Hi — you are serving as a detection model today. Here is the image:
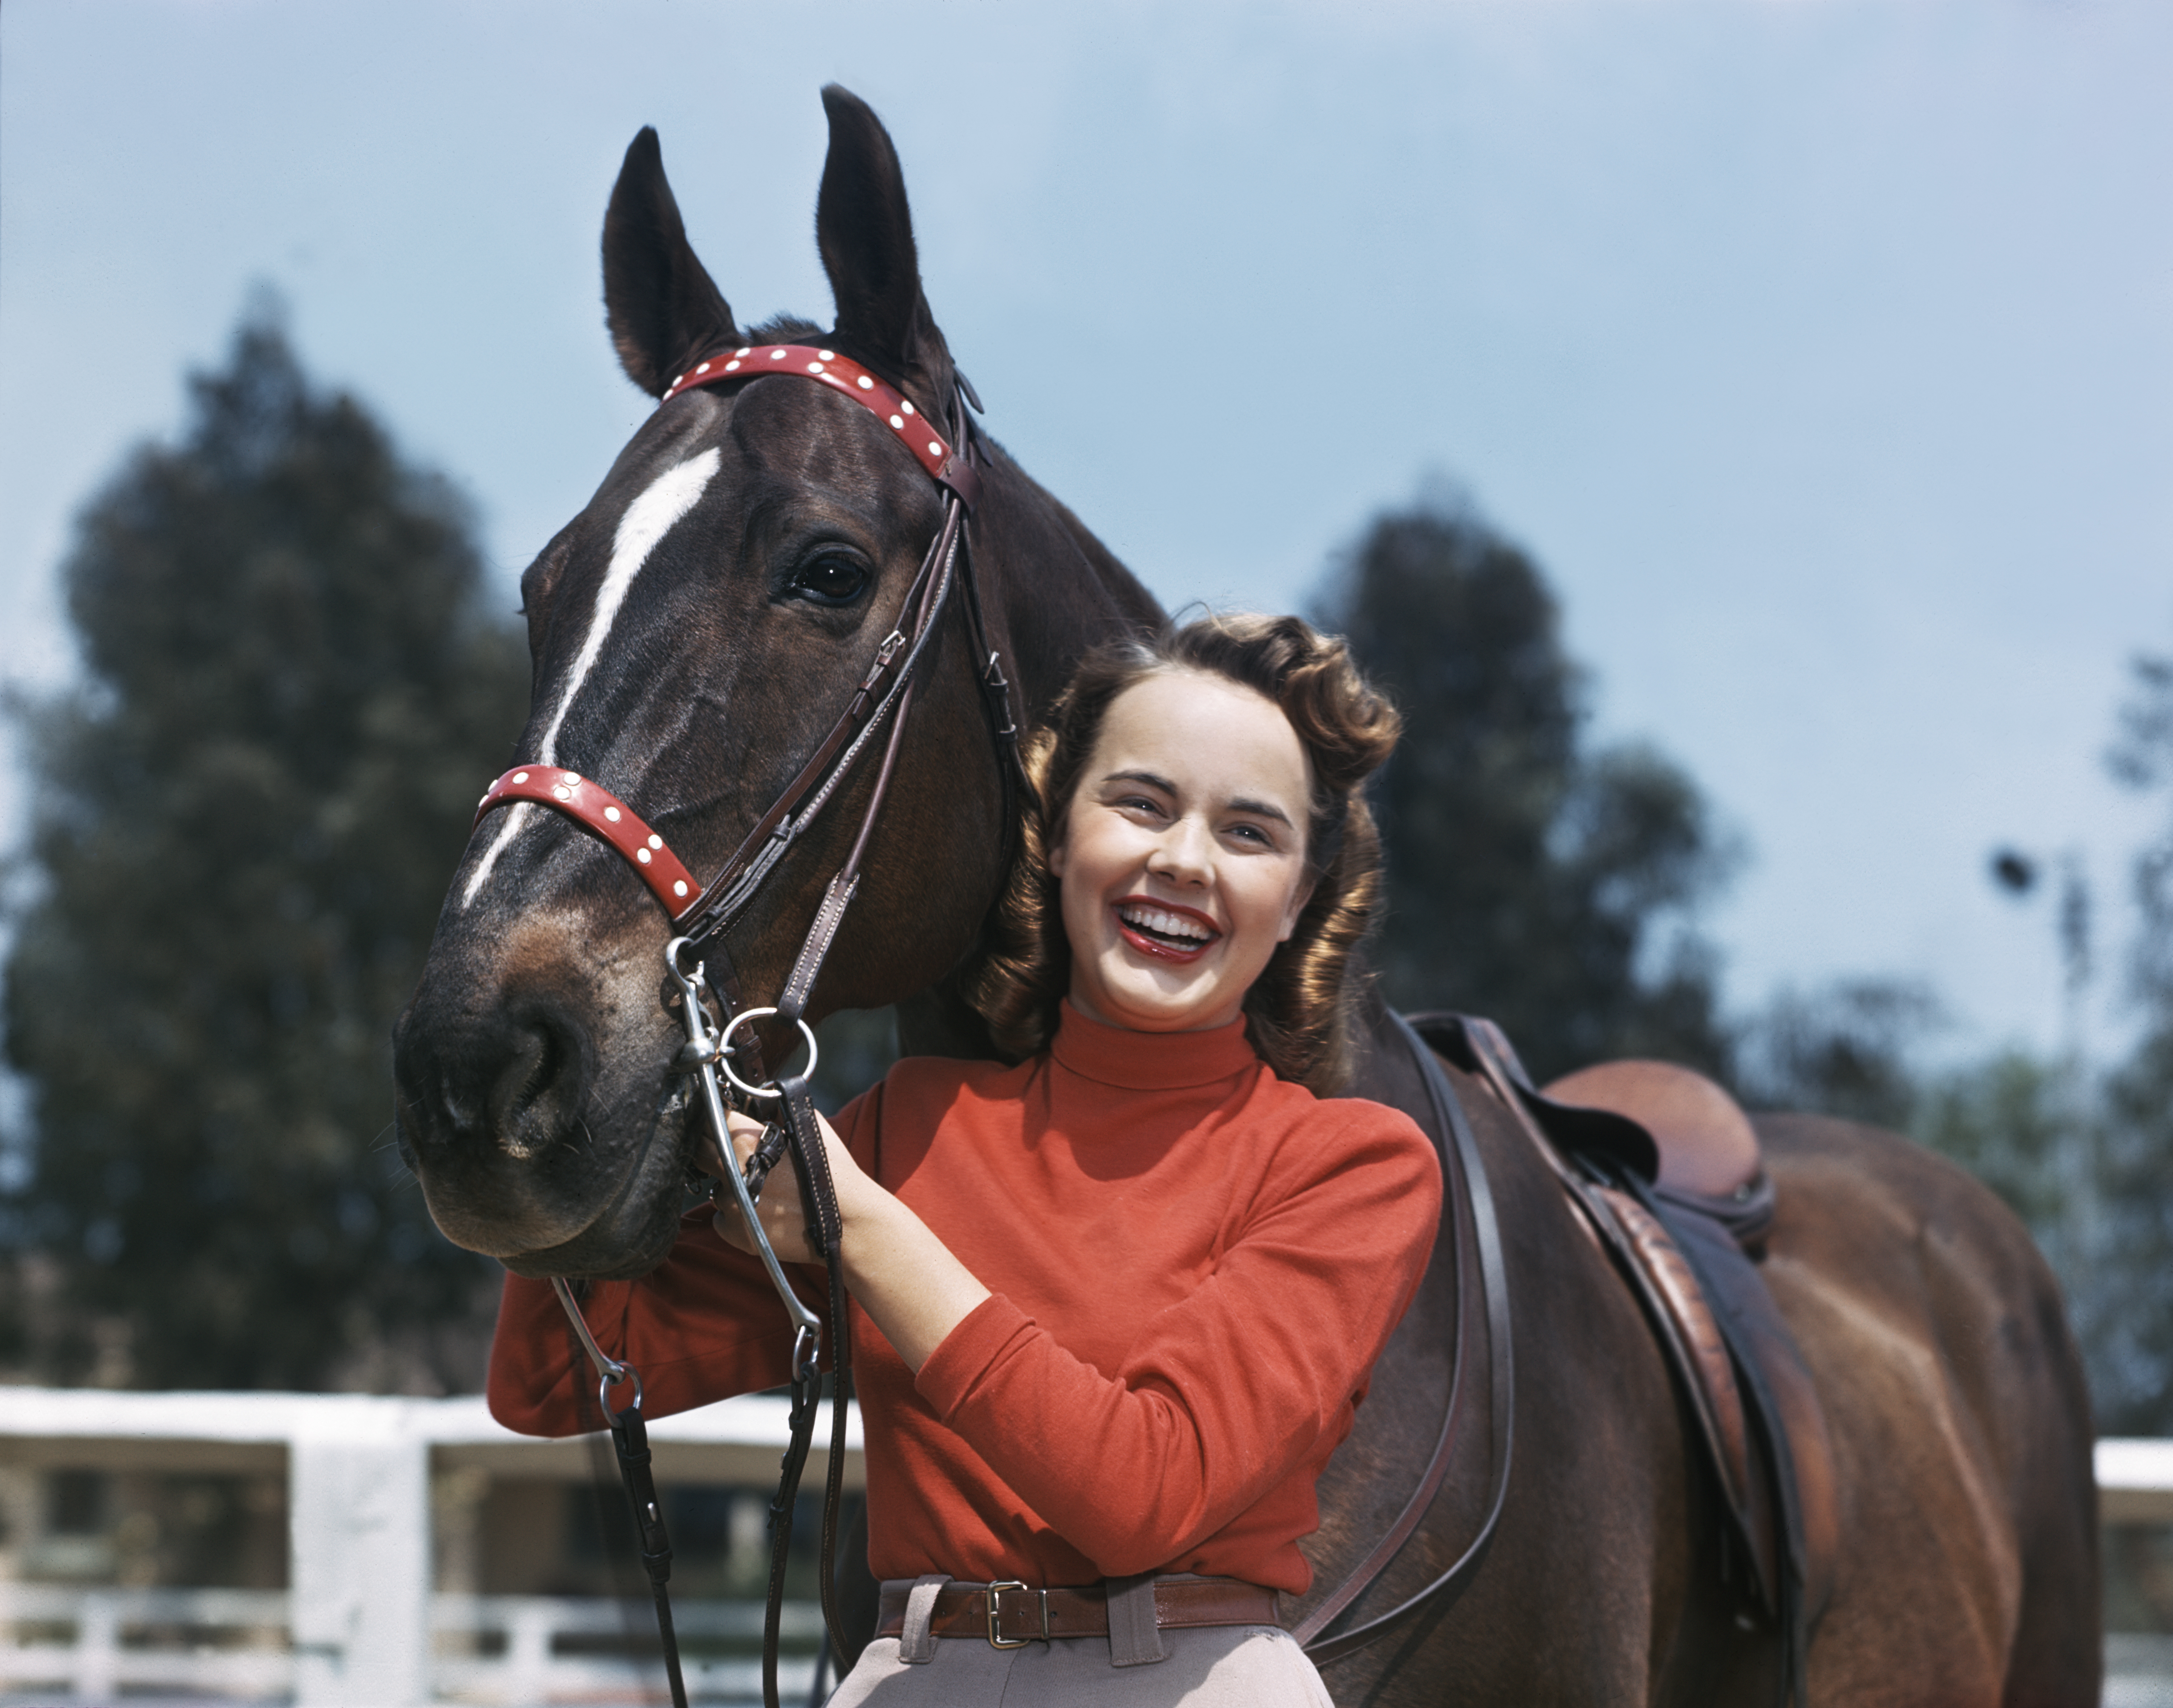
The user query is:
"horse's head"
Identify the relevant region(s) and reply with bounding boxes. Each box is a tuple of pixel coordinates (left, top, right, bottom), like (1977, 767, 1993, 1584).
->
(392, 90, 1150, 1278)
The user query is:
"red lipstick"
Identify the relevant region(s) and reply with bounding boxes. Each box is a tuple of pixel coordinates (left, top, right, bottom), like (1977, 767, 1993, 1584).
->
(1111, 895, 1221, 964)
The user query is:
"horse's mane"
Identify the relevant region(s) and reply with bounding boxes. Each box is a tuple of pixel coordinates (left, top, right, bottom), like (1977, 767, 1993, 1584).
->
(744, 314, 823, 343)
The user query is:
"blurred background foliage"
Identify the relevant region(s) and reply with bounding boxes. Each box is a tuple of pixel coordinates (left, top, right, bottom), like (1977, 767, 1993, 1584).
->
(0, 304, 2165, 1433)
(0, 306, 526, 1391)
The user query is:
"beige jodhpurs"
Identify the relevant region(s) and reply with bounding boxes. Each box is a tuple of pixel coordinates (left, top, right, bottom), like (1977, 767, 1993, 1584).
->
(828, 1577, 1334, 1707)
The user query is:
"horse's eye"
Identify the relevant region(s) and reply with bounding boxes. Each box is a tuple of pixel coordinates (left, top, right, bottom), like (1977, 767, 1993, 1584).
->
(788, 553, 870, 607)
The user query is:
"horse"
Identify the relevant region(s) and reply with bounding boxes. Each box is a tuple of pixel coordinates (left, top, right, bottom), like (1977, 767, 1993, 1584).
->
(391, 87, 2101, 1706)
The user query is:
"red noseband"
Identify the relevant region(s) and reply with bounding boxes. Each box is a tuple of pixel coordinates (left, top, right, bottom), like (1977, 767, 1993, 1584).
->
(475, 766, 702, 918)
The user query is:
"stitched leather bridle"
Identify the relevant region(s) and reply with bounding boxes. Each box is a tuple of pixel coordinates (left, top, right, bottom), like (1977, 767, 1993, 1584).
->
(473, 341, 1016, 1708)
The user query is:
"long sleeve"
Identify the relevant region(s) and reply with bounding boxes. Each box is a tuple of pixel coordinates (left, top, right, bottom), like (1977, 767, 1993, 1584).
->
(487, 1011, 1444, 1597)
(910, 1102, 1439, 1575)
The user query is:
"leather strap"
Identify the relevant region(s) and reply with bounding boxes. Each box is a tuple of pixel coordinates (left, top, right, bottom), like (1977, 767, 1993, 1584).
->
(473, 768, 701, 917)
(660, 343, 980, 505)
(604, 1396, 689, 1708)
(1292, 1008, 1478, 1647)
(775, 1073, 854, 1668)
(760, 1344, 820, 1708)
(776, 874, 859, 1025)
(874, 1578, 1283, 1644)
(1297, 1010, 1515, 1665)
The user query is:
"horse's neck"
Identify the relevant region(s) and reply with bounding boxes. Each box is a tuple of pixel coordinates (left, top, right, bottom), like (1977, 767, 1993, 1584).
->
(894, 979, 1000, 1060)
(888, 454, 1159, 1065)
(978, 449, 1163, 712)
(1348, 985, 1436, 1130)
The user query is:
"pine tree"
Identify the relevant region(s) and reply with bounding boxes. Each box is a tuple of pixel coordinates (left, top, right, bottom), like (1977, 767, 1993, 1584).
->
(1314, 497, 1735, 1082)
(1, 304, 528, 1391)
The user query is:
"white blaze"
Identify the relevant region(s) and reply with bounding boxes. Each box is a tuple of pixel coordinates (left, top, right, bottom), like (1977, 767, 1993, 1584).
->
(459, 448, 722, 908)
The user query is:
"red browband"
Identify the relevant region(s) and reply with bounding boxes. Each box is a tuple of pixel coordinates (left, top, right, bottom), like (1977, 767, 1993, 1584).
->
(662, 343, 965, 490)
(473, 341, 974, 925)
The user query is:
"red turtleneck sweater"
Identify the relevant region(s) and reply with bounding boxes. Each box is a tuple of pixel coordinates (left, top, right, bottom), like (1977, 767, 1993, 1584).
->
(486, 1005, 1441, 1595)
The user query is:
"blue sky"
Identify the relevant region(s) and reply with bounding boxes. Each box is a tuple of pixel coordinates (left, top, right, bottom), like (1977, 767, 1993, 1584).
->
(3, 0, 2169, 1059)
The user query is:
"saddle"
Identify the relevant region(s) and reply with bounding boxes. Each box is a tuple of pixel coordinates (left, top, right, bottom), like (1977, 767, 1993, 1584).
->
(1408, 1014, 1839, 1696)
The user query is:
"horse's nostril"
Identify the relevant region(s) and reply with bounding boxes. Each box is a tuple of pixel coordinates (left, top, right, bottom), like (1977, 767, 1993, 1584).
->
(490, 1012, 587, 1163)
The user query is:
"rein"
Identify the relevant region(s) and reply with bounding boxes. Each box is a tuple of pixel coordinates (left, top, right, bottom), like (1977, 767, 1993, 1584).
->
(474, 343, 1014, 1708)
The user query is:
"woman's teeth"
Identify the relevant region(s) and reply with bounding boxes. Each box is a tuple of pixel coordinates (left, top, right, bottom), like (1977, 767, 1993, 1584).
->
(1119, 903, 1214, 943)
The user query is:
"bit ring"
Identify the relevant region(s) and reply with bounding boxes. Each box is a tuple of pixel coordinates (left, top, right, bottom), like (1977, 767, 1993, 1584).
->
(717, 1007, 820, 1100)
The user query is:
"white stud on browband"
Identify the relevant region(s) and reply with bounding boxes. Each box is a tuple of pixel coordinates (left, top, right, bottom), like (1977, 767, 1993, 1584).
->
(648, 834, 663, 850)
(553, 785, 571, 800)
(769, 348, 787, 360)
(604, 806, 621, 823)
(513, 771, 530, 784)
(901, 400, 916, 416)
(637, 848, 652, 865)
(857, 375, 873, 389)
(673, 880, 689, 897)
(735, 346, 751, 357)
(725, 360, 741, 372)
(807, 362, 824, 373)
(889, 414, 904, 429)
(928, 441, 943, 457)
(820, 350, 836, 361)
(695, 362, 710, 375)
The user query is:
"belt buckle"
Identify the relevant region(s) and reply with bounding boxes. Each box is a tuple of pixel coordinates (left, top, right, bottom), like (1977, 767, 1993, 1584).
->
(986, 1580, 1047, 1648)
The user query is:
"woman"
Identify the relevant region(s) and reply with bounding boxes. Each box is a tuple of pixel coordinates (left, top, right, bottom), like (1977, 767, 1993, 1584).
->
(488, 613, 1443, 1705)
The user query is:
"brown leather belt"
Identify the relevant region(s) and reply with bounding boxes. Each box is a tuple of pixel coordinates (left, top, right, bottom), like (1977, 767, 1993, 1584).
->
(875, 1577, 1283, 1647)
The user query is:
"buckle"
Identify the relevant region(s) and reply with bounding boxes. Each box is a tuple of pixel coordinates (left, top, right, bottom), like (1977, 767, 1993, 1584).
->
(986, 1580, 1047, 1648)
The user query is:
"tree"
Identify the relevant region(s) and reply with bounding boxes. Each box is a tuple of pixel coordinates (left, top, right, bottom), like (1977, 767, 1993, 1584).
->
(1732, 977, 1943, 1130)
(1313, 496, 1735, 1082)
(0, 303, 529, 1391)
(2078, 650, 2173, 1432)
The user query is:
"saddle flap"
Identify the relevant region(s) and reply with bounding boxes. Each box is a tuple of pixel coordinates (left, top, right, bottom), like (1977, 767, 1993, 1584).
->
(1589, 1183, 1774, 1601)
(1415, 1011, 1837, 1696)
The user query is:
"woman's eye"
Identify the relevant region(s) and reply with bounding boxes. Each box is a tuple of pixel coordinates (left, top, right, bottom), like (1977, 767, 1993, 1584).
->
(787, 554, 870, 606)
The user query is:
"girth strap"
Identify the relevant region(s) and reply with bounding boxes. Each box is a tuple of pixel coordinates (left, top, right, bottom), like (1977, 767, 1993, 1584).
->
(1296, 1010, 1515, 1665)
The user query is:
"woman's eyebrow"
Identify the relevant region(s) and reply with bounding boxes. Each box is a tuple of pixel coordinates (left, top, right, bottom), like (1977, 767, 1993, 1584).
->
(1228, 795, 1294, 827)
(1102, 768, 1177, 794)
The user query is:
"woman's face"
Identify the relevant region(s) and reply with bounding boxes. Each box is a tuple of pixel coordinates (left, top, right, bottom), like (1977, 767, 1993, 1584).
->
(1049, 669, 1316, 1035)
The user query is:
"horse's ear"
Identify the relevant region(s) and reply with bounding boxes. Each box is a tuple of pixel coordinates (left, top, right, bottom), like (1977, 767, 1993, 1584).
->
(603, 128, 740, 398)
(816, 87, 951, 399)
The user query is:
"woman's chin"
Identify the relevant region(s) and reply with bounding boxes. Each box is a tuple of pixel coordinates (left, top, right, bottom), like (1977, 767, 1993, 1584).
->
(1078, 969, 1241, 1034)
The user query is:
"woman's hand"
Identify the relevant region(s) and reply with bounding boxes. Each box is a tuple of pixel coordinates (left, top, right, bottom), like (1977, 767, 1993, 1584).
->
(699, 1105, 993, 1373)
(703, 1107, 867, 1266)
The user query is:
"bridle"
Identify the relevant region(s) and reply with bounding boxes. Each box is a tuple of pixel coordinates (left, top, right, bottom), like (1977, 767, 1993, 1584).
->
(468, 342, 1517, 1703)
(471, 340, 1017, 1708)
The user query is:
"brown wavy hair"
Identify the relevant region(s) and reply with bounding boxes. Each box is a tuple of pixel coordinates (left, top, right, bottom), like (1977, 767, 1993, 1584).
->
(965, 612, 1401, 1094)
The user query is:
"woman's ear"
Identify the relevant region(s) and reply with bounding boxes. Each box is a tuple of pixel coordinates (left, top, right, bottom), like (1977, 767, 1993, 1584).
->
(1047, 833, 1067, 880)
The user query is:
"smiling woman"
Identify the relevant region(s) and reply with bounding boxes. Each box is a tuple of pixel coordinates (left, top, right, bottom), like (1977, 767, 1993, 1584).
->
(486, 612, 1439, 1706)
(974, 613, 1403, 1093)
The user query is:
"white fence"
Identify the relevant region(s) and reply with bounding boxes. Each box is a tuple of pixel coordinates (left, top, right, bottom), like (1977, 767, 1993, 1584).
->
(0, 1386, 862, 1705)
(0, 1388, 2163, 1705)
